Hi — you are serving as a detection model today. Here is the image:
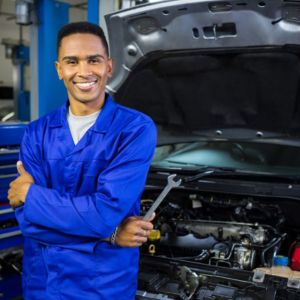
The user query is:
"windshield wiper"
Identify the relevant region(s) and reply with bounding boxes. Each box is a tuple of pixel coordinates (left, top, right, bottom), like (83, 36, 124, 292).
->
(183, 166, 233, 183)
(182, 166, 299, 183)
(151, 163, 300, 183)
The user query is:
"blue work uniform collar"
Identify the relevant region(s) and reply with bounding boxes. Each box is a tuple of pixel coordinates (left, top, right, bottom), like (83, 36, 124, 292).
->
(48, 94, 117, 133)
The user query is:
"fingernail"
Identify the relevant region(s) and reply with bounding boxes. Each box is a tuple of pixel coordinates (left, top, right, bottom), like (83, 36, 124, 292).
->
(17, 161, 22, 166)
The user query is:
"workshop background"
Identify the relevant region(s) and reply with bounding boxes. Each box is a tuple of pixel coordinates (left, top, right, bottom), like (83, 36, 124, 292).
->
(0, 1, 156, 299)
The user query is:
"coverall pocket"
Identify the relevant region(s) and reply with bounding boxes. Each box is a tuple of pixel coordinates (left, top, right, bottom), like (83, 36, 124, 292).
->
(45, 246, 103, 298)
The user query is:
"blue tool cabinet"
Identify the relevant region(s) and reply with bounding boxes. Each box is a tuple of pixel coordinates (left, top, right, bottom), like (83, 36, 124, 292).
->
(0, 123, 26, 300)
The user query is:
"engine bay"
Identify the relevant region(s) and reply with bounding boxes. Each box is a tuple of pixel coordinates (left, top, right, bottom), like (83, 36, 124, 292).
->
(140, 189, 290, 270)
(138, 187, 300, 299)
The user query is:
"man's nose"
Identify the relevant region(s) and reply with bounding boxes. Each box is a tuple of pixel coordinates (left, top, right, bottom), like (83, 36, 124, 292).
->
(78, 61, 92, 76)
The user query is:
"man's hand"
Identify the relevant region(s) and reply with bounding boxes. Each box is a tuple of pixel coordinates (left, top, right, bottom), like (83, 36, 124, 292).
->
(8, 161, 34, 208)
(115, 213, 155, 247)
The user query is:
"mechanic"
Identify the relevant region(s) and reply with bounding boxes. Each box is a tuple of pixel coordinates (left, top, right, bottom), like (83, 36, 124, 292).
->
(7, 21, 157, 299)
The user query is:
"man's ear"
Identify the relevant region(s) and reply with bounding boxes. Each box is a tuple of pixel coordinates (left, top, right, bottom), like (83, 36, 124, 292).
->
(55, 61, 63, 80)
(108, 58, 114, 78)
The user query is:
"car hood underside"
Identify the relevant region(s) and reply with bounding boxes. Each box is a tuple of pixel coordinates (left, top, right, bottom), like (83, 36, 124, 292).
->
(106, 0, 300, 137)
(114, 50, 300, 136)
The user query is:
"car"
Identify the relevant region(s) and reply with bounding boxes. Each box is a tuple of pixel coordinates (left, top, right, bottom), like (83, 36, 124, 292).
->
(105, 0, 300, 298)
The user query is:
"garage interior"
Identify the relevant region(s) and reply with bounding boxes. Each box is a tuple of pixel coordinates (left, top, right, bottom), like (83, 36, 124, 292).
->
(1, 1, 300, 299)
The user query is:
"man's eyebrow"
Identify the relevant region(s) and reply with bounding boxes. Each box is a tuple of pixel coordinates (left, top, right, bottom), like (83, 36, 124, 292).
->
(62, 56, 78, 61)
(87, 54, 105, 60)
(61, 54, 105, 61)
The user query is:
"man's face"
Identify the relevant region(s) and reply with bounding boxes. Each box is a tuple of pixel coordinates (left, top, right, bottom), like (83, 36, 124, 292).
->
(55, 33, 113, 110)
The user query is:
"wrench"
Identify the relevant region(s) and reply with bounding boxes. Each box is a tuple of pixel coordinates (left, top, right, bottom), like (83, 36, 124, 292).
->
(143, 174, 182, 220)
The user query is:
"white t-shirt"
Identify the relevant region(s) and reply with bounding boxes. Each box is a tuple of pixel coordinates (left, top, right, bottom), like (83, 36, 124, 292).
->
(67, 107, 100, 145)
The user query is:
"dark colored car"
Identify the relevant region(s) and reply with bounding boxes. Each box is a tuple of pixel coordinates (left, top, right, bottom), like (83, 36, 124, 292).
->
(106, 1, 300, 298)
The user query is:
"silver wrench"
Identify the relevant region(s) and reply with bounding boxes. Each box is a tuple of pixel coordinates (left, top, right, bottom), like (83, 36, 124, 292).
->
(143, 174, 182, 220)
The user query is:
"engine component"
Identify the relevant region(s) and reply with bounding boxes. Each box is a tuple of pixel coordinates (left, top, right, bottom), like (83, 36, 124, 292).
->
(196, 285, 237, 300)
(149, 229, 161, 242)
(176, 220, 268, 244)
(289, 241, 300, 271)
(177, 266, 199, 300)
(147, 230, 161, 256)
(160, 233, 218, 251)
(209, 240, 255, 270)
(233, 245, 256, 270)
(148, 244, 156, 255)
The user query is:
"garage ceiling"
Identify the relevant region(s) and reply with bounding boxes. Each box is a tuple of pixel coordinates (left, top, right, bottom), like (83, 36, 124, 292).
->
(0, 0, 87, 24)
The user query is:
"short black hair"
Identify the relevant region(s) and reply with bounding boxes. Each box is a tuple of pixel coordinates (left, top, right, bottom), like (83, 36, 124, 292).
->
(57, 21, 109, 56)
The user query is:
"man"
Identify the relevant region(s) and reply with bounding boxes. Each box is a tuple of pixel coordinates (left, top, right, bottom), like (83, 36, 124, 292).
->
(8, 22, 157, 299)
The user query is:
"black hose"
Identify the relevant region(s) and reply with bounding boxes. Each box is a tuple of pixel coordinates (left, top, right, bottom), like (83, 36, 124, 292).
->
(260, 237, 282, 267)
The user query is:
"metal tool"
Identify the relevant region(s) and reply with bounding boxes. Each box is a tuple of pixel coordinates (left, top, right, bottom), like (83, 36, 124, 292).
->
(143, 174, 182, 220)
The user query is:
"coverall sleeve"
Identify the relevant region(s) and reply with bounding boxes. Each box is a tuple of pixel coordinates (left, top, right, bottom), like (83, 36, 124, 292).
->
(15, 127, 101, 251)
(22, 121, 157, 240)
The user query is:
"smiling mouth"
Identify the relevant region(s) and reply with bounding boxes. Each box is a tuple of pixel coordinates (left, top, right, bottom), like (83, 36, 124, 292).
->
(74, 81, 97, 90)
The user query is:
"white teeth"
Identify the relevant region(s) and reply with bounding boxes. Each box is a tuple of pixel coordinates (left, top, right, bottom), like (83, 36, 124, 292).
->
(76, 82, 96, 88)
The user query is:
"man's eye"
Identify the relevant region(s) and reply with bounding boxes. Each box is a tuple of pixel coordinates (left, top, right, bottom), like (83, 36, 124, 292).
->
(89, 58, 101, 64)
(67, 60, 77, 65)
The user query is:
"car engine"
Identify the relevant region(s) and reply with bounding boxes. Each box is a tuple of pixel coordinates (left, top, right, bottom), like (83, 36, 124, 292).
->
(140, 190, 286, 271)
(138, 188, 300, 299)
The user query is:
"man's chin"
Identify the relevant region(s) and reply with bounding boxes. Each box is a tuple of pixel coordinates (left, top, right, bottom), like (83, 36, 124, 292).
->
(70, 96, 104, 106)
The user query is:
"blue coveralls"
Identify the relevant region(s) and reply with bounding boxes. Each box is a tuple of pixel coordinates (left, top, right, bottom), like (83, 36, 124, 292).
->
(15, 95, 157, 299)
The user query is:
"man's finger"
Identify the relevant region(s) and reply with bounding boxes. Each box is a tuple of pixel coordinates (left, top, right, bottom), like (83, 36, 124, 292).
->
(16, 161, 26, 175)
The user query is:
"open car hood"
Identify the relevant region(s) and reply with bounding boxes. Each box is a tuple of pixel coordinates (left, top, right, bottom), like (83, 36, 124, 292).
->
(105, 0, 300, 137)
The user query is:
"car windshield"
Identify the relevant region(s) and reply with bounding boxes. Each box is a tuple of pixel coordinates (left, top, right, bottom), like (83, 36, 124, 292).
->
(151, 140, 300, 176)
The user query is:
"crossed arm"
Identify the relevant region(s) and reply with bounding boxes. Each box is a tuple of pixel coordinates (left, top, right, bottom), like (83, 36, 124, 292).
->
(8, 120, 157, 249)
(8, 161, 155, 247)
